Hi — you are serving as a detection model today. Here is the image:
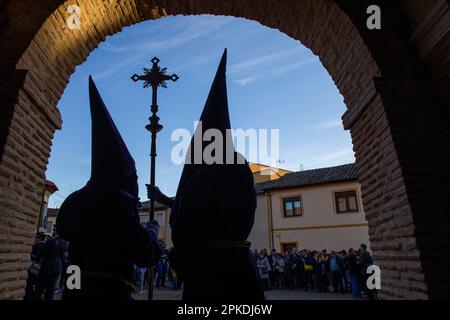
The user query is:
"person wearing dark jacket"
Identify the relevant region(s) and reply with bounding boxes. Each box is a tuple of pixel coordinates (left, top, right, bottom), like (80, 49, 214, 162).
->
(53, 229, 69, 291)
(315, 254, 328, 292)
(359, 244, 375, 300)
(56, 77, 161, 300)
(24, 233, 46, 300)
(296, 251, 305, 290)
(303, 251, 315, 291)
(34, 234, 64, 300)
(288, 248, 300, 290)
(348, 248, 361, 298)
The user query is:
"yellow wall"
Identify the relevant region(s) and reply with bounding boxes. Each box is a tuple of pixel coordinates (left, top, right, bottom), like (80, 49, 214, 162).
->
(248, 181, 370, 252)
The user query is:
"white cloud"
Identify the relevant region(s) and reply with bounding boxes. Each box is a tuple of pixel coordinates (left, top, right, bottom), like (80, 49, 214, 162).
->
(102, 18, 229, 53)
(232, 57, 318, 86)
(94, 18, 230, 80)
(229, 48, 304, 74)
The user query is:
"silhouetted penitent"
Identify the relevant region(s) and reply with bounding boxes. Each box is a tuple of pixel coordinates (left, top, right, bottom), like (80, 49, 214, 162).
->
(154, 49, 265, 301)
(56, 77, 160, 300)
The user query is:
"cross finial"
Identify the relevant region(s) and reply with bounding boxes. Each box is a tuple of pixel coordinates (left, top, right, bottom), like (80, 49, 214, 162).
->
(131, 56, 178, 89)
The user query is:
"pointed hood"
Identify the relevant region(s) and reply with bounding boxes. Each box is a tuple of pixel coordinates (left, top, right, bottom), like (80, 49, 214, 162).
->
(56, 77, 140, 241)
(170, 50, 256, 249)
(198, 48, 231, 136)
(170, 49, 231, 226)
(88, 76, 138, 197)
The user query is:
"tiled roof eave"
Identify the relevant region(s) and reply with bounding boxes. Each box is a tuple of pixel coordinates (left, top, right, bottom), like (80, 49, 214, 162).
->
(257, 178, 359, 193)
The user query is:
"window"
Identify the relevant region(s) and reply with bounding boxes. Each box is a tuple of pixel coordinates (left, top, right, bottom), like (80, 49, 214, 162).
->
(334, 190, 359, 214)
(282, 197, 303, 217)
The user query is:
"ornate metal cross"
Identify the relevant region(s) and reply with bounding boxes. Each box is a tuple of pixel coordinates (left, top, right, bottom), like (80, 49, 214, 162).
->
(131, 57, 178, 301)
(131, 56, 178, 222)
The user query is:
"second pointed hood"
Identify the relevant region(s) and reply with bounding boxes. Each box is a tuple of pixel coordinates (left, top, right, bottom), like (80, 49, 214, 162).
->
(89, 76, 138, 197)
(170, 50, 256, 244)
(170, 49, 231, 226)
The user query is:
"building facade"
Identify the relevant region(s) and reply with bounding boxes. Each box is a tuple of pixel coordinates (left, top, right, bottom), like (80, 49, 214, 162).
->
(36, 180, 58, 235)
(249, 163, 370, 253)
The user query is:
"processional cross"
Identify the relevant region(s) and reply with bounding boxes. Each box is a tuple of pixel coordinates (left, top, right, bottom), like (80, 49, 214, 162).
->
(131, 57, 178, 300)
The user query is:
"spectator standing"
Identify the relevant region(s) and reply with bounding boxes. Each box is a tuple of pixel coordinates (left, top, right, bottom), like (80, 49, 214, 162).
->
(348, 248, 361, 298)
(315, 254, 328, 292)
(53, 229, 69, 293)
(156, 256, 168, 289)
(257, 252, 271, 291)
(359, 244, 375, 300)
(34, 234, 64, 300)
(288, 248, 300, 289)
(275, 253, 285, 289)
(24, 233, 46, 300)
(328, 251, 345, 294)
(303, 251, 315, 291)
(269, 249, 277, 289)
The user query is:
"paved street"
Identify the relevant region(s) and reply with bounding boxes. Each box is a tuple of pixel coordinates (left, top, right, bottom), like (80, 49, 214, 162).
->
(134, 288, 356, 300)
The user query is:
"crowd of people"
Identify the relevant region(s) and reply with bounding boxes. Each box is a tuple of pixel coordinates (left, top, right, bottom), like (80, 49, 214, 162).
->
(24, 231, 69, 301)
(132, 248, 182, 294)
(24, 228, 176, 300)
(253, 244, 377, 300)
(24, 229, 376, 300)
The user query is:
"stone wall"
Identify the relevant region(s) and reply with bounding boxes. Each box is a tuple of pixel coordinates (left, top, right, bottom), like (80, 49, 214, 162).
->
(0, 0, 449, 299)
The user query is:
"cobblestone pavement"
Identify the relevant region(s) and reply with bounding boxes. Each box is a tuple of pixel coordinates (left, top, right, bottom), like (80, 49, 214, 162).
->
(134, 288, 357, 300)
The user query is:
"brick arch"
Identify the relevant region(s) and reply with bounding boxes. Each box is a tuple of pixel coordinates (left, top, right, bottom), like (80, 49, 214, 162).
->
(1, 0, 449, 300)
(15, 0, 381, 128)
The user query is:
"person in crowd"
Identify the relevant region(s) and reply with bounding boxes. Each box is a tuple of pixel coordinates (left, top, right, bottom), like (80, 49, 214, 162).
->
(34, 233, 64, 300)
(275, 253, 285, 289)
(283, 252, 291, 289)
(359, 243, 375, 300)
(328, 251, 345, 294)
(348, 248, 361, 298)
(341, 250, 351, 293)
(269, 249, 277, 289)
(303, 250, 315, 291)
(296, 250, 305, 290)
(156, 256, 168, 289)
(315, 254, 328, 292)
(24, 233, 46, 300)
(288, 248, 300, 290)
(257, 252, 271, 291)
(135, 266, 147, 294)
(53, 228, 69, 293)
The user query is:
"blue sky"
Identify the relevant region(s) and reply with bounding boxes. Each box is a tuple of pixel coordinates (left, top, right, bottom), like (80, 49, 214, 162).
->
(46, 15, 355, 208)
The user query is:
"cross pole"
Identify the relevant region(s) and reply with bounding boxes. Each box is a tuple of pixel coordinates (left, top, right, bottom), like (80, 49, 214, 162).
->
(131, 56, 178, 300)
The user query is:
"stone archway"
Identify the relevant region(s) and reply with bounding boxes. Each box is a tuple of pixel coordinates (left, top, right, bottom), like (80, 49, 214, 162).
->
(0, 0, 449, 300)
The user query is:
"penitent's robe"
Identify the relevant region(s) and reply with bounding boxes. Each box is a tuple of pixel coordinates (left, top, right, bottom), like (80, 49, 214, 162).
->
(56, 183, 160, 300)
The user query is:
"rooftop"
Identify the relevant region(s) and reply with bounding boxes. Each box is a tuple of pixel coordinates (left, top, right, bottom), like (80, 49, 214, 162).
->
(255, 163, 358, 193)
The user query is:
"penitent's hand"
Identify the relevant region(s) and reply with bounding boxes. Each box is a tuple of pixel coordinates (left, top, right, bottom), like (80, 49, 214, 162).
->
(146, 184, 162, 202)
(148, 220, 160, 236)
